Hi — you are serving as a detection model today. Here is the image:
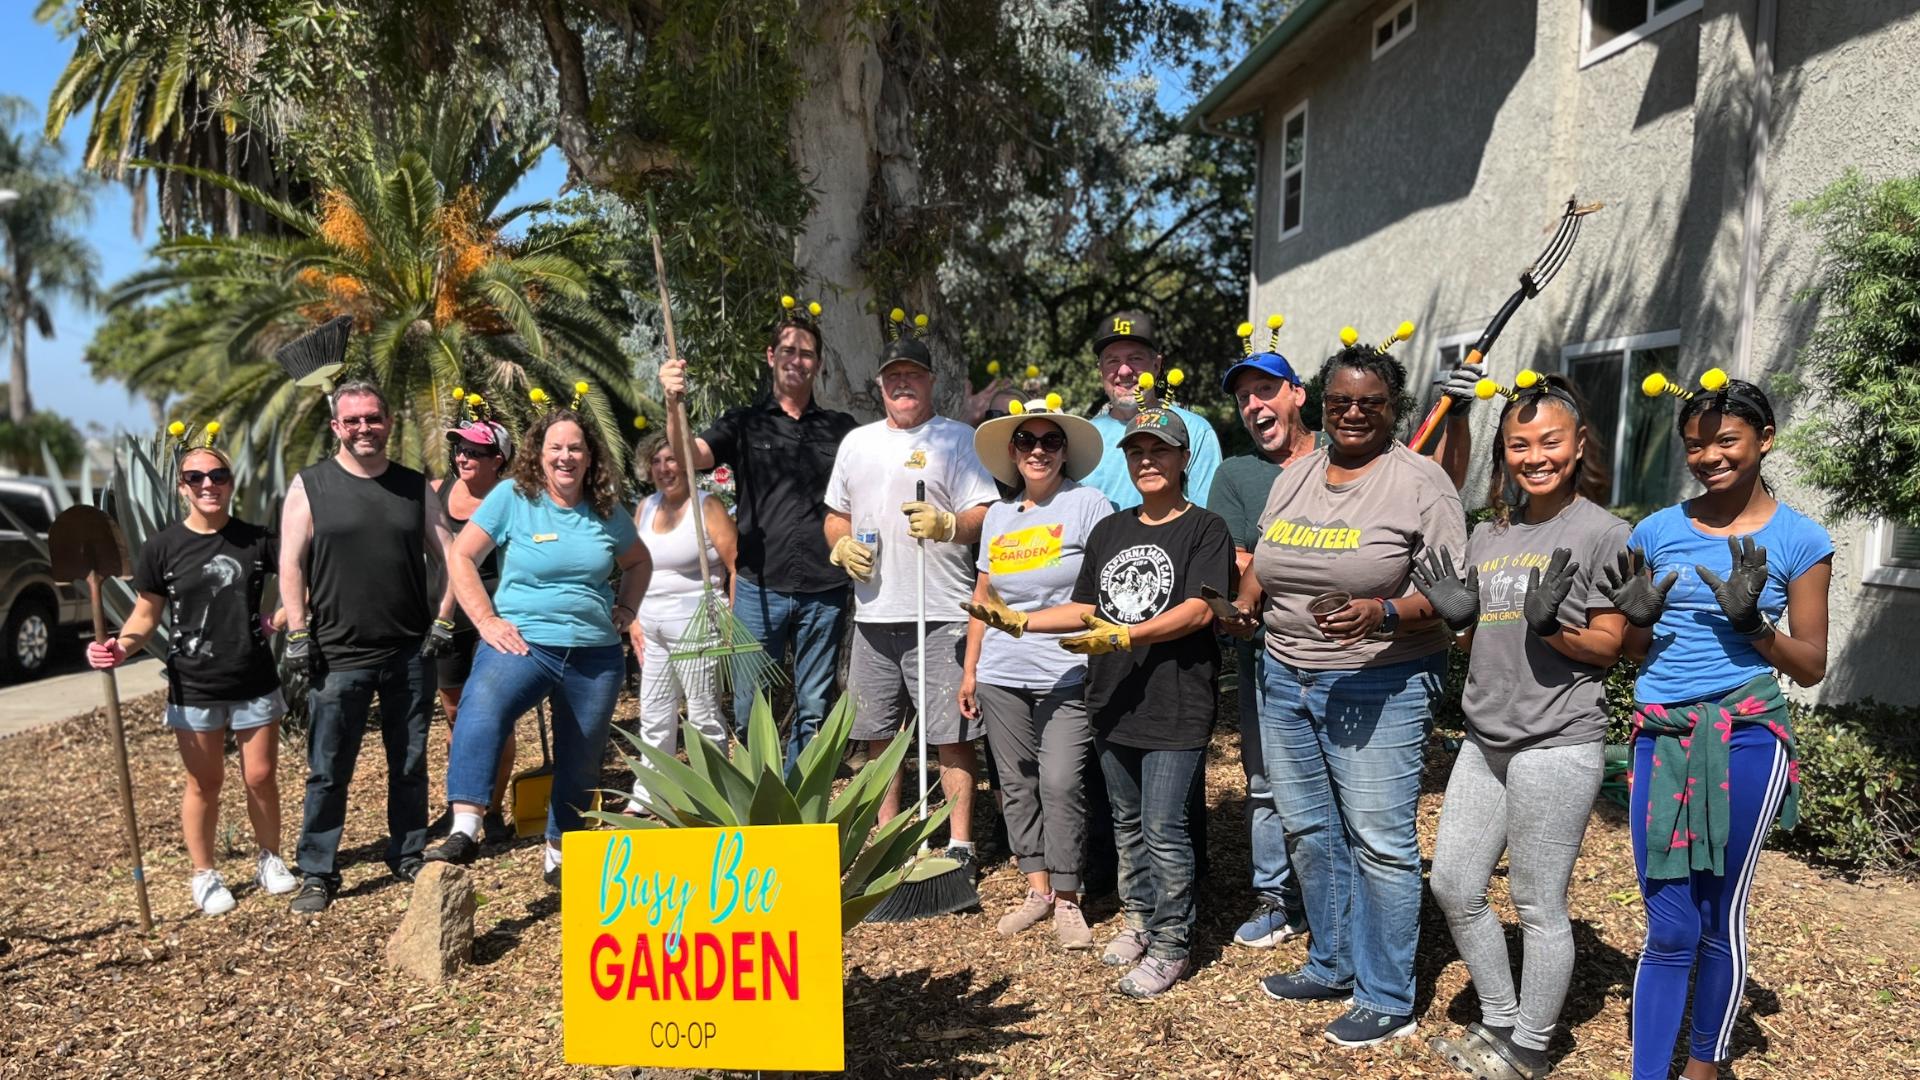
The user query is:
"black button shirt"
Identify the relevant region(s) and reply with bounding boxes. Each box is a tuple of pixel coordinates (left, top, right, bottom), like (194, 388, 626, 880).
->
(702, 395, 858, 594)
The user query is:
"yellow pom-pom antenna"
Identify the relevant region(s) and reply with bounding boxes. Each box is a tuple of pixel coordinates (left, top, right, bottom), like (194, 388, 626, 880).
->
(986, 360, 1001, 376)
(204, 421, 222, 437)
(452, 386, 465, 401)
(466, 393, 482, 407)
(1640, 371, 1693, 401)
(889, 307, 906, 324)
(574, 381, 590, 396)
(913, 313, 928, 329)
(1699, 367, 1729, 392)
(167, 420, 187, 438)
(1267, 313, 1285, 330)
(1237, 321, 1255, 338)
(1137, 372, 1155, 390)
(1237, 321, 1255, 358)
(1007, 399, 1025, 415)
(633, 415, 649, 430)
(807, 301, 822, 317)
(1378, 320, 1415, 352)
(1515, 369, 1540, 390)
(530, 388, 548, 404)
(780, 295, 796, 310)
(1045, 392, 1063, 411)
(1340, 326, 1360, 347)
(1167, 368, 1185, 387)
(1475, 378, 1502, 400)
(1024, 364, 1040, 380)
(1266, 313, 1286, 351)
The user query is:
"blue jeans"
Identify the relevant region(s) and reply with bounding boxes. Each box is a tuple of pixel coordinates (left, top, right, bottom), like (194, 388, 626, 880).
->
(296, 651, 435, 888)
(446, 641, 625, 844)
(1099, 739, 1206, 962)
(731, 576, 849, 763)
(1237, 640, 1302, 916)
(1260, 651, 1444, 1015)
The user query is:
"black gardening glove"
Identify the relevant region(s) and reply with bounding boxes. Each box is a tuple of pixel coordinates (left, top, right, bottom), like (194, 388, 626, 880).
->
(1696, 536, 1768, 636)
(281, 629, 315, 701)
(1409, 547, 1479, 634)
(1523, 548, 1578, 638)
(1598, 548, 1678, 629)
(421, 618, 457, 659)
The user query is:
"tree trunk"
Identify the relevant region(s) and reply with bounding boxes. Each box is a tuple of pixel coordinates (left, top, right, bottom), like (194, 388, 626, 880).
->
(8, 297, 30, 420)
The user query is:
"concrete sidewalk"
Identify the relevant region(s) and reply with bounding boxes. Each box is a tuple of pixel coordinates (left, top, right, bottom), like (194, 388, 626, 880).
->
(0, 657, 168, 740)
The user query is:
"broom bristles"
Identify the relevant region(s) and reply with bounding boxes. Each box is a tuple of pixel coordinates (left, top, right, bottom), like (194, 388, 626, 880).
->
(275, 315, 354, 383)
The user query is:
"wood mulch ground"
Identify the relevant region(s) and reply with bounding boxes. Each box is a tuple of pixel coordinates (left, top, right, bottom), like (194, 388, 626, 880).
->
(2, 686, 1917, 1079)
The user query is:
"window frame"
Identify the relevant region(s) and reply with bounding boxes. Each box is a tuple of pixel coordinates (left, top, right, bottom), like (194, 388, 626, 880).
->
(1560, 329, 1683, 505)
(1277, 100, 1308, 243)
(1581, 0, 1703, 68)
(1372, 0, 1418, 60)
(1864, 519, 1920, 590)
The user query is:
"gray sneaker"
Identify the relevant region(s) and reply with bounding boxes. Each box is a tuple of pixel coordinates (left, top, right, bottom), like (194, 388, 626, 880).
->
(1117, 954, 1189, 998)
(1101, 926, 1150, 967)
(996, 891, 1053, 937)
(1053, 897, 1094, 950)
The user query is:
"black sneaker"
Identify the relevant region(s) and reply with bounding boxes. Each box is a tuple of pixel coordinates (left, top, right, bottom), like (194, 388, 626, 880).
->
(941, 845, 978, 876)
(544, 864, 561, 888)
(423, 831, 481, 865)
(288, 879, 331, 914)
(483, 810, 515, 845)
(1259, 970, 1352, 1002)
(1324, 1005, 1417, 1047)
(392, 858, 424, 883)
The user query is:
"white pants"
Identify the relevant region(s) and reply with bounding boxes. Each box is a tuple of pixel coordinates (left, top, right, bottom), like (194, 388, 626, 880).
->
(631, 617, 728, 807)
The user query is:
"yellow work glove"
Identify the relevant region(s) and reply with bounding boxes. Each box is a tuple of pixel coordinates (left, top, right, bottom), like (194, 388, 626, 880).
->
(828, 534, 875, 583)
(901, 500, 957, 542)
(959, 585, 1027, 637)
(1060, 612, 1132, 655)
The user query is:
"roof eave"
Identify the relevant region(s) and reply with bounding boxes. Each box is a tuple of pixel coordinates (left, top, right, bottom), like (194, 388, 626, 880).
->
(1182, 0, 1347, 134)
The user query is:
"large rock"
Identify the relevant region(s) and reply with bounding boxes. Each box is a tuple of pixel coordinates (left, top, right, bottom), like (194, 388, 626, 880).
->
(385, 862, 474, 983)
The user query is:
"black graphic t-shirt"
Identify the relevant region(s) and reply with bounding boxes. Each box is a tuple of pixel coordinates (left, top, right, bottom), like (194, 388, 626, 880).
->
(133, 519, 280, 706)
(1071, 506, 1234, 750)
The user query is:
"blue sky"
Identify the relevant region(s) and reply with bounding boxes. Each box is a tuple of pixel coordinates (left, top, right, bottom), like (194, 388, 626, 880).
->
(0, 10, 568, 437)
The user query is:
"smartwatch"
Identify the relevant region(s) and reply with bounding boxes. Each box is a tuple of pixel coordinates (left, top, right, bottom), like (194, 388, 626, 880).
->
(1377, 597, 1400, 635)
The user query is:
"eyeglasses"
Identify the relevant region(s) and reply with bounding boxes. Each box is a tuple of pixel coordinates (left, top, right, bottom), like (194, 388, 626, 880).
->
(336, 414, 387, 429)
(453, 443, 500, 459)
(181, 468, 234, 487)
(1323, 395, 1391, 417)
(1010, 430, 1067, 453)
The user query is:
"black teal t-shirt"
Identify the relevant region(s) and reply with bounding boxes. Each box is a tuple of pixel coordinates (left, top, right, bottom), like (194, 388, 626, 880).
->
(1071, 506, 1234, 750)
(133, 519, 280, 706)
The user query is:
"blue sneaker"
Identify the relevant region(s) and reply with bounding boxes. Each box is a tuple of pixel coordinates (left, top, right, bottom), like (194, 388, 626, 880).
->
(1259, 969, 1351, 1002)
(1233, 897, 1309, 948)
(1324, 1005, 1416, 1047)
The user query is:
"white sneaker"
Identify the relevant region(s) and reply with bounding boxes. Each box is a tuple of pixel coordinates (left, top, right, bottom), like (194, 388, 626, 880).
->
(256, 850, 299, 895)
(191, 869, 236, 916)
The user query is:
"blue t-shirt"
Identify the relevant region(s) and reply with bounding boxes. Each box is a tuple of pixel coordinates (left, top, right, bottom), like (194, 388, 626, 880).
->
(468, 484, 640, 648)
(1629, 501, 1833, 704)
(1084, 403, 1222, 512)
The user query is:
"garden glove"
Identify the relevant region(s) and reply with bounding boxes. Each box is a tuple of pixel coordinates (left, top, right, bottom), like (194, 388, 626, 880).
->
(1597, 548, 1678, 628)
(1696, 536, 1769, 637)
(1435, 361, 1487, 405)
(281, 629, 316, 701)
(1409, 547, 1479, 633)
(829, 534, 875, 583)
(960, 585, 1027, 637)
(901, 500, 957, 542)
(420, 618, 458, 658)
(1061, 612, 1131, 656)
(1523, 548, 1579, 638)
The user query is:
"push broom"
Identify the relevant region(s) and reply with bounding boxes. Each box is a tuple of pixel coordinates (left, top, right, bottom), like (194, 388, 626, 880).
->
(644, 209, 786, 725)
(1407, 195, 1604, 453)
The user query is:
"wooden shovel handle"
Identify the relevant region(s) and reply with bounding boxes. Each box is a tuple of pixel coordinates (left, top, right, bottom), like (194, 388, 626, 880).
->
(89, 570, 152, 933)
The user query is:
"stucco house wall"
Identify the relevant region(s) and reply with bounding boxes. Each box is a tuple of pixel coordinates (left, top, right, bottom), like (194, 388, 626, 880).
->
(1207, 0, 1920, 706)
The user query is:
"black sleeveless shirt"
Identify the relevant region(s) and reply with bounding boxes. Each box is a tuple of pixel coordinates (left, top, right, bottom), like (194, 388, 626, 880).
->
(437, 478, 501, 633)
(301, 457, 430, 670)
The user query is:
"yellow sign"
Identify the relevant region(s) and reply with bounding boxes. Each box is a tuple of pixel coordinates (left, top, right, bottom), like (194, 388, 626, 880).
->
(988, 523, 1065, 575)
(562, 825, 845, 1071)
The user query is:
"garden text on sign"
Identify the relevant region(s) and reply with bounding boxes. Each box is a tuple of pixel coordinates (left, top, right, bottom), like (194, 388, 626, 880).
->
(562, 824, 844, 1071)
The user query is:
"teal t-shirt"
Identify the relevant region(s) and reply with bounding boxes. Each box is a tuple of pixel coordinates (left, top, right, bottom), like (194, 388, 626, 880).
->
(468, 483, 639, 648)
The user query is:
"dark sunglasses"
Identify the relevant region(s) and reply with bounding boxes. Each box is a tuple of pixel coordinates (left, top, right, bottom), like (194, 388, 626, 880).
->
(181, 468, 234, 487)
(1011, 430, 1068, 453)
(453, 443, 501, 459)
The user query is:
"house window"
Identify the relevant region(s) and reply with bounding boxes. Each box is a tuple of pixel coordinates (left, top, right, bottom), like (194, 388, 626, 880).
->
(1430, 331, 1481, 410)
(1864, 519, 1920, 590)
(1279, 102, 1307, 240)
(1373, 0, 1417, 59)
(1583, 0, 1703, 66)
(1561, 331, 1682, 509)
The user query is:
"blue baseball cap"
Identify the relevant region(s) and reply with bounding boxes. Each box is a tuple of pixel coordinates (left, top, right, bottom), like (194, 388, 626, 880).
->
(1220, 351, 1303, 393)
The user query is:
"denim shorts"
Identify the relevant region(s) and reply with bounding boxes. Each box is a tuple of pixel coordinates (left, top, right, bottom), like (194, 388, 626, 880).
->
(165, 689, 287, 733)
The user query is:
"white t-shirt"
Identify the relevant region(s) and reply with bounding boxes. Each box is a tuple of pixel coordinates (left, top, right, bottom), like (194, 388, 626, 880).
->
(826, 415, 1001, 623)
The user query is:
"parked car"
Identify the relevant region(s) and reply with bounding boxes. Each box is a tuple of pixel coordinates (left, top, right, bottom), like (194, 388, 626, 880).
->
(0, 478, 92, 680)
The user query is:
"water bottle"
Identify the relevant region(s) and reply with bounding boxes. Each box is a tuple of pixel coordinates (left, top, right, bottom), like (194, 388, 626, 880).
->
(855, 513, 881, 560)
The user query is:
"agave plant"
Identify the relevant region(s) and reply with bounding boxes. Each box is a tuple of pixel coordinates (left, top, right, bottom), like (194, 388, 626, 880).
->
(594, 692, 953, 931)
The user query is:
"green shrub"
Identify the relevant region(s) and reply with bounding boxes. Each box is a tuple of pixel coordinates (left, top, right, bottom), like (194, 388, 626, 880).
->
(1778, 699, 1920, 873)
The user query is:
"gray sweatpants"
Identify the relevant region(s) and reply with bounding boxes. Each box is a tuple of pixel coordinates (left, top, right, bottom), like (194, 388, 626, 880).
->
(976, 681, 1093, 894)
(1429, 738, 1604, 1052)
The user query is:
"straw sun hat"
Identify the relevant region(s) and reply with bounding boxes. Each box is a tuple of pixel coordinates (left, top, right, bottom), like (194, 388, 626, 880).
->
(972, 396, 1103, 488)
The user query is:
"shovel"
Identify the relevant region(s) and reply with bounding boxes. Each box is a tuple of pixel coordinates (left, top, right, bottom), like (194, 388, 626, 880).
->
(511, 702, 554, 839)
(48, 505, 153, 933)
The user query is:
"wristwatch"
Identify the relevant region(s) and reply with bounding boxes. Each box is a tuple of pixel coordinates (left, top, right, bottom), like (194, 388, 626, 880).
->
(1740, 610, 1777, 643)
(1377, 597, 1400, 635)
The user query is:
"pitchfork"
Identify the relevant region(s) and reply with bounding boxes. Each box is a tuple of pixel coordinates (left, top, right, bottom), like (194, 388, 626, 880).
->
(1407, 196, 1604, 452)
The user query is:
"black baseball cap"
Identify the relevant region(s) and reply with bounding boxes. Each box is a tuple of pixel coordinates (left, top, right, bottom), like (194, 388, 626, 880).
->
(1091, 309, 1159, 356)
(879, 337, 934, 372)
(1119, 406, 1190, 450)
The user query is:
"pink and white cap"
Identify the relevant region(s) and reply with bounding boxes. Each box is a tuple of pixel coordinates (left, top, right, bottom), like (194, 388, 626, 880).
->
(446, 420, 513, 461)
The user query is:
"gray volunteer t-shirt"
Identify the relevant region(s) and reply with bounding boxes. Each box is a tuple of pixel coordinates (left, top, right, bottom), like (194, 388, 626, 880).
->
(1252, 442, 1467, 670)
(1461, 497, 1631, 751)
(973, 481, 1114, 690)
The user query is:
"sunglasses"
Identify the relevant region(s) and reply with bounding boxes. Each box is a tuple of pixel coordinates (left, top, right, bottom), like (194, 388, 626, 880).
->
(181, 468, 234, 487)
(453, 443, 501, 459)
(1011, 430, 1068, 453)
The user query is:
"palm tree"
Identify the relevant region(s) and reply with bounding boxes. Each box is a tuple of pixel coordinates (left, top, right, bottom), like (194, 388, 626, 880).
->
(112, 93, 642, 480)
(0, 95, 101, 420)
